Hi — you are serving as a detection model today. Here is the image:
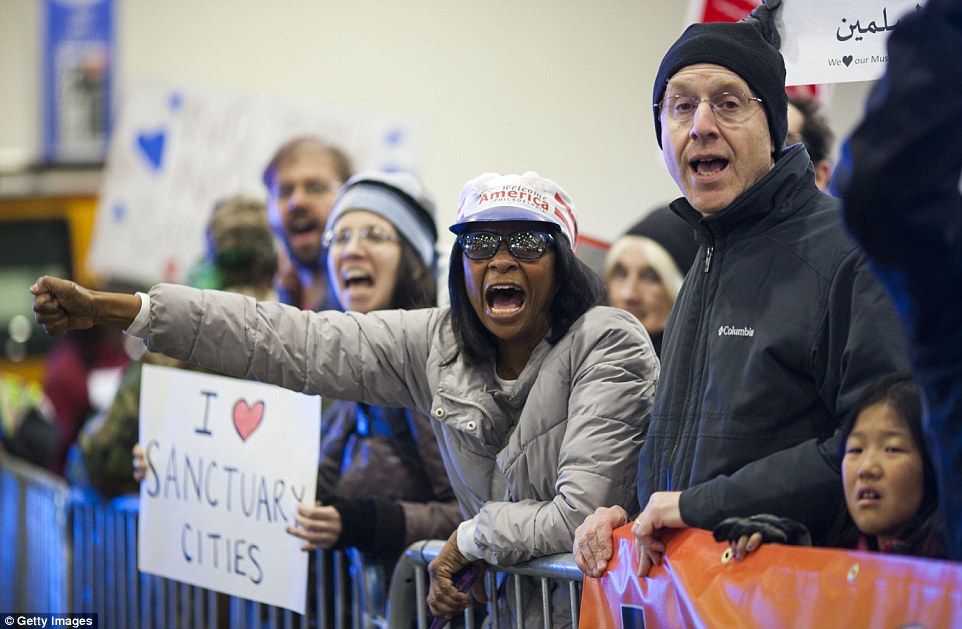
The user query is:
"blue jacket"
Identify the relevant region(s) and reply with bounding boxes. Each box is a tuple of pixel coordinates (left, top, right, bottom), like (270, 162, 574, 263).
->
(639, 146, 910, 541)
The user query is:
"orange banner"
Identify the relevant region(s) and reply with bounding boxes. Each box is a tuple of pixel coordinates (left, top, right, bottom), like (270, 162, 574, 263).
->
(581, 525, 962, 628)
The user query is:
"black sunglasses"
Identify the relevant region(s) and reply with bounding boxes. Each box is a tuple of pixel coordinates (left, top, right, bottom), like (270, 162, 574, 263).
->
(457, 230, 556, 261)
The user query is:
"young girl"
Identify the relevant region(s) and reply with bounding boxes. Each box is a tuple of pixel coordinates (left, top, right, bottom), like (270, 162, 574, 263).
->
(833, 373, 945, 557)
(715, 373, 946, 560)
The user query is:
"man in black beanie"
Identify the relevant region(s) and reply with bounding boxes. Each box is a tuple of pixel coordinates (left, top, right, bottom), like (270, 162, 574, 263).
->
(574, 1, 910, 578)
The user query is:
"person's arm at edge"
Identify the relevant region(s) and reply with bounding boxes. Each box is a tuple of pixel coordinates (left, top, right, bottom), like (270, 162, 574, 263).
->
(678, 433, 843, 542)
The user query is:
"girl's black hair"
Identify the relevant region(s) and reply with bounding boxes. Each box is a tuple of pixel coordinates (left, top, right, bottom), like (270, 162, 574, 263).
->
(445, 226, 606, 367)
(826, 373, 945, 558)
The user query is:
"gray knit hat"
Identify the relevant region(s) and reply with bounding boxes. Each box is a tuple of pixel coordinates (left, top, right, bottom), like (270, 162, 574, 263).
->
(653, 2, 787, 155)
(328, 171, 438, 267)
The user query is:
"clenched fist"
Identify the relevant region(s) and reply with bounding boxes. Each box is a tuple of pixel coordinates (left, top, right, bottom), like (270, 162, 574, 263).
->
(31, 275, 142, 335)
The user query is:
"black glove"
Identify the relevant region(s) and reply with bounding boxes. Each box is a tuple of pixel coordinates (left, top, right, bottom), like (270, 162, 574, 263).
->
(323, 495, 406, 553)
(712, 513, 812, 546)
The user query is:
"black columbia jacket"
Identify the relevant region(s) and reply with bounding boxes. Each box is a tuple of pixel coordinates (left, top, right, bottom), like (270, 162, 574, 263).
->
(639, 145, 910, 541)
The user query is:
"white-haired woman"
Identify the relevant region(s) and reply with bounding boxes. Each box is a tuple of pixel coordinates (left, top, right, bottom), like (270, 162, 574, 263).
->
(603, 205, 697, 357)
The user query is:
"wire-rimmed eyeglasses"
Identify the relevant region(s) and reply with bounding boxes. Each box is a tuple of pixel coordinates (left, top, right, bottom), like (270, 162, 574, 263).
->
(656, 92, 763, 125)
(322, 225, 400, 248)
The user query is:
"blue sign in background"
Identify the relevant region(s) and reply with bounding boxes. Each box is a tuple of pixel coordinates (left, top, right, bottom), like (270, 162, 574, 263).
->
(43, 0, 114, 163)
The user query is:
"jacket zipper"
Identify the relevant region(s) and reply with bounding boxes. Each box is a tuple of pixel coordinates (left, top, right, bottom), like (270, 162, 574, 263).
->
(666, 241, 713, 491)
(437, 390, 495, 425)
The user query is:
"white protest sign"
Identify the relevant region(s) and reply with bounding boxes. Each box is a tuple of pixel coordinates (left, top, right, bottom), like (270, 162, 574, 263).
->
(778, 0, 926, 86)
(88, 78, 425, 286)
(138, 364, 321, 614)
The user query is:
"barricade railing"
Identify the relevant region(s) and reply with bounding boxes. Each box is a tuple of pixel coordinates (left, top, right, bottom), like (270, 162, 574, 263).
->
(0, 453, 71, 613)
(12, 447, 962, 629)
(581, 525, 962, 628)
(0, 453, 385, 628)
(387, 540, 583, 629)
(2, 453, 584, 628)
(66, 492, 389, 628)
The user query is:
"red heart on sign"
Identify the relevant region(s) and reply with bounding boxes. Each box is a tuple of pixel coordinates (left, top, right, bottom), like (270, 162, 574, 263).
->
(233, 400, 265, 441)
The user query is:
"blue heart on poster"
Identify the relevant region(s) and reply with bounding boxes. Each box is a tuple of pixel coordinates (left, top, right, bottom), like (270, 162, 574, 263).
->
(136, 130, 166, 172)
(385, 128, 404, 146)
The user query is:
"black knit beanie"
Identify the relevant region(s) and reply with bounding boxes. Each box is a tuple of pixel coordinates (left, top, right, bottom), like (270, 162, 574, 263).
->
(652, 15, 787, 155)
(626, 206, 699, 274)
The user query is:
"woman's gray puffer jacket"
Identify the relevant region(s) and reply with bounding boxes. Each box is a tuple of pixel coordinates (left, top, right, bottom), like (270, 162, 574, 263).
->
(145, 283, 658, 564)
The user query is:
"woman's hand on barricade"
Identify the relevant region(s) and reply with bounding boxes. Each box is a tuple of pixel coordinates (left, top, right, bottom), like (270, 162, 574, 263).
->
(427, 531, 486, 620)
(132, 443, 147, 482)
(573, 505, 629, 578)
(287, 501, 343, 551)
(631, 491, 685, 578)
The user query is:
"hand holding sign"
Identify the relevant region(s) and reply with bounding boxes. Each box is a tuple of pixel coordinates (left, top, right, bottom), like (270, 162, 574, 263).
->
(138, 365, 320, 614)
(287, 502, 343, 551)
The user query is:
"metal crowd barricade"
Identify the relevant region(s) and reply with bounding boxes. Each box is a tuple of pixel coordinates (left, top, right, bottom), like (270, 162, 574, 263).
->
(2, 453, 583, 628)
(66, 492, 389, 629)
(0, 453, 386, 628)
(0, 453, 71, 614)
(387, 540, 583, 629)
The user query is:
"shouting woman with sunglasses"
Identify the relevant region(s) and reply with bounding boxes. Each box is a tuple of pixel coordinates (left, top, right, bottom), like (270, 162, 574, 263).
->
(32, 171, 659, 627)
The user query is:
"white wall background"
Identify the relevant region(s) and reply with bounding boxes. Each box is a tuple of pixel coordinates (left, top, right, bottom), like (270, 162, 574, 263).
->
(0, 0, 874, 247)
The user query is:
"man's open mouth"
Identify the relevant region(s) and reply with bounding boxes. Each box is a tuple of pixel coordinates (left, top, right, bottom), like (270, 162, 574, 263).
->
(286, 208, 321, 234)
(691, 157, 729, 176)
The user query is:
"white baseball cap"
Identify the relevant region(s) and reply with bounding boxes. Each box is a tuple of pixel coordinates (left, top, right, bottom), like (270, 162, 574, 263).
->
(449, 172, 579, 248)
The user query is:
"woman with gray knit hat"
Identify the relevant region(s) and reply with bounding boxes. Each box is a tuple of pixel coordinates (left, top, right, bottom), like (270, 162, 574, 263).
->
(33, 170, 659, 628)
(284, 171, 461, 592)
(602, 205, 697, 356)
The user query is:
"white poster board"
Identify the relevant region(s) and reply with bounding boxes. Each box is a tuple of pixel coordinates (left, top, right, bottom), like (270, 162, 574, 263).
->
(138, 364, 321, 614)
(682, 0, 926, 86)
(88, 78, 425, 286)
(778, 0, 926, 86)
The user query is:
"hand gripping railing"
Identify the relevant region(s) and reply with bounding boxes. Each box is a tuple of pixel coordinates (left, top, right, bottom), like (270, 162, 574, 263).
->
(387, 539, 583, 629)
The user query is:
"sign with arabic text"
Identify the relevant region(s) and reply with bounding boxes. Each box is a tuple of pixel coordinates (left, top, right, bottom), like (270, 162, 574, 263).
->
(777, 0, 926, 85)
(137, 364, 321, 614)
